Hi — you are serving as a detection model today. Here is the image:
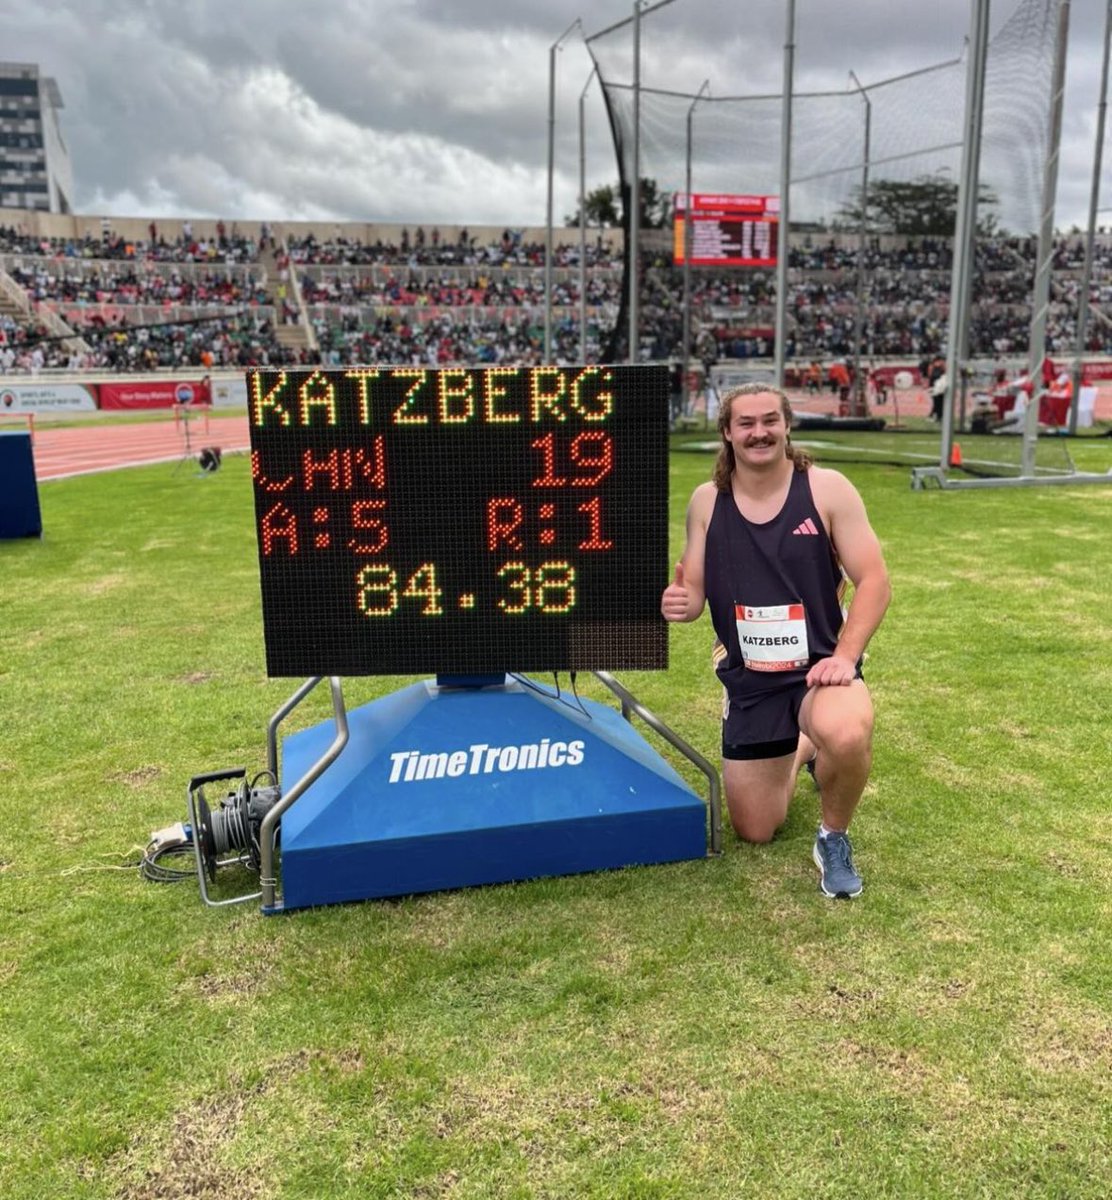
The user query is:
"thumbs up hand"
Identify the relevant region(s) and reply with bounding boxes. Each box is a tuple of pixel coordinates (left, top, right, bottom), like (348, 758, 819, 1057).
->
(661, 561, 692, 622)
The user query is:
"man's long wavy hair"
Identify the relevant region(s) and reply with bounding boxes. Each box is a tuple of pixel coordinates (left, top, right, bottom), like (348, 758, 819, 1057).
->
(713, 382, 812, 492)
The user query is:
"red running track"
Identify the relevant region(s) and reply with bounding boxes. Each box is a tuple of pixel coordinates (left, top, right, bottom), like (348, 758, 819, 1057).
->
(18, 389, 1112, 482)
(28, 414, 252, 482)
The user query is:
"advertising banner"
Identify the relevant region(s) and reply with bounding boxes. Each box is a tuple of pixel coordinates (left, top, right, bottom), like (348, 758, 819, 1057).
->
(212, 376, 248, 409)
(0, 382, 98, 413)
(98, 378, 211, 410)
(869, 365, 916, 388)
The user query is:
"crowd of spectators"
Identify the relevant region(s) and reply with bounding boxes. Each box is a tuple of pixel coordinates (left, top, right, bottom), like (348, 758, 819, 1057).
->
(286, 227, 621, 270)
(2, 223, 1111, 374)
(312, 311, 568, 369)
(0, 312, 54, 373)
(77, 313, 301, 371)
(3, 262, 268, 308)
(0, 221, 261, 264)
(0, 312, 299, 373)
(640, 234, 1112, 362)
(0, 219, 284, 371)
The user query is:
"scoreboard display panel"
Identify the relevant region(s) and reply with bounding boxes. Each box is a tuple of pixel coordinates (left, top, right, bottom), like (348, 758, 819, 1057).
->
(247, 365, 670, 677)
(673, 193, 779, 267)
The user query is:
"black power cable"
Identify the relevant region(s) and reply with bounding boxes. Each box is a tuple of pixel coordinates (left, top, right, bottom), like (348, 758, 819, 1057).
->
(140, 827, 195, 883)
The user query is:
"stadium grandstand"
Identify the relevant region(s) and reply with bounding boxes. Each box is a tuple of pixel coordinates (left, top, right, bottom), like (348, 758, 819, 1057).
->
(2, 209, 1112, 397)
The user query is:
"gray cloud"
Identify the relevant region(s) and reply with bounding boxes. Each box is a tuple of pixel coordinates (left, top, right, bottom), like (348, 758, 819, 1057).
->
(1, 0, 1104, 229)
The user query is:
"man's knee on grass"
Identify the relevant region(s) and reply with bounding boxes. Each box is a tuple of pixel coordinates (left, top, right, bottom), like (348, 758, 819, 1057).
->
(723, 757, 794, 844)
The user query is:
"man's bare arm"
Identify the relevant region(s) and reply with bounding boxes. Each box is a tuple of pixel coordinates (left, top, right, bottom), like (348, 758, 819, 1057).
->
(809, 469, 891, 685)
(660, 483, 714, 622)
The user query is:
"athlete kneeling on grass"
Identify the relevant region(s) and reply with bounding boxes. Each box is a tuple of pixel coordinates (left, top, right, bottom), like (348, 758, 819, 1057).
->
(660, 383, 891, 898)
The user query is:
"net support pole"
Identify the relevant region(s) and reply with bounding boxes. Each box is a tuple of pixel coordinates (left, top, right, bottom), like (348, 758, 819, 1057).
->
(579, 65, 598, 364)
(628, 1, 644, 364)
(682, 81, 710, 378)
(941, 0, 990, 471)
(773, 0, 796, 389)
(546, 19, 581, 366)
(849, 70, 871, 417)
(1023, 0, 1070, 477)
(583, 0, 674, 367)
(1071, 0, 1112, 434)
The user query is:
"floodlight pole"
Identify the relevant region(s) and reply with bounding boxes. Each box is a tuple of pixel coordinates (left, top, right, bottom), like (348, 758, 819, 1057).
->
(773, 0, 796, 389)
(941, 0, 990, 471)
(1023, 0, 1070, 478)
(849, 70, 871, 417)
(579, 64, 598, 363)
(1071, 0, 1112, 434)
(682, 80, 710, 377)
(546, 18, 581, 365)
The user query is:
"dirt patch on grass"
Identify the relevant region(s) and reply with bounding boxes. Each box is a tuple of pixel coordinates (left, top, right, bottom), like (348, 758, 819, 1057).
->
(113, 1089, 266, 1200)
(838, 1038, 936, 1087)
(110, 1049, 365, 1199)
(190, 965, 274, 1003)
(177, 947, 278, 1005)
(1021, 1013, 1112, 1074)
(410, 1171, 463, 1198)
(113, 765, 163, 788)
(995, 718, 1034, 740)
(435, 1066, 724, 1152)
(178, 671, 215, 685)
(790, 981, 885, 1022)
(1044, 851, 1082, 878)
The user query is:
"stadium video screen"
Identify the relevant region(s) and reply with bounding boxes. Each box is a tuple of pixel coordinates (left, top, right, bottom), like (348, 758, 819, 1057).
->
(247, 365, 670, 677)
(673, 193, 779, 267)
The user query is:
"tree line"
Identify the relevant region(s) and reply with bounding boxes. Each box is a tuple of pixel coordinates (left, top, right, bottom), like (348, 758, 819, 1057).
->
(566, 171, 1002, 237)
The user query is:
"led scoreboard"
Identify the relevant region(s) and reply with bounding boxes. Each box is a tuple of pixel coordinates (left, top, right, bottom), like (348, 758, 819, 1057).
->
(247, 365, 670, 677)
(673, 193, 779, 267)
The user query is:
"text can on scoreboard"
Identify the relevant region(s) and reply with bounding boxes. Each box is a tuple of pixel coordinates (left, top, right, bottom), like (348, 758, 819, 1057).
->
(247, 365, 670, 677)
(673, 193, 779, 267)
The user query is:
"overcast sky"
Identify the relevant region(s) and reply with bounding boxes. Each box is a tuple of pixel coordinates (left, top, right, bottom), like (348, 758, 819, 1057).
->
(4, 0, 1107, 232)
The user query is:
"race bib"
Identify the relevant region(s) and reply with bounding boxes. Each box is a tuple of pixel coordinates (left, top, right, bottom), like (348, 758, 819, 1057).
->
(736, 603, 809, 672)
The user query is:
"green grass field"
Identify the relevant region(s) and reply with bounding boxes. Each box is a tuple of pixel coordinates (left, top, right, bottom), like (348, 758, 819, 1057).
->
(2, 437, 1111, 1199)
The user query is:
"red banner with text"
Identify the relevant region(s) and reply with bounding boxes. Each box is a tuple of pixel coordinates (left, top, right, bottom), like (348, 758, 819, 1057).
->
(97, 378, 212, 410)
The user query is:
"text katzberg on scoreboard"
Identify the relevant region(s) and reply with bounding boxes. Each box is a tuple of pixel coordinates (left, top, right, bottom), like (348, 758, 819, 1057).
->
(246, 365, 670, 676)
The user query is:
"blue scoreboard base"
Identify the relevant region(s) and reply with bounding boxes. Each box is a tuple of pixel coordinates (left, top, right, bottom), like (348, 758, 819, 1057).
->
(275, 679, 706, 911)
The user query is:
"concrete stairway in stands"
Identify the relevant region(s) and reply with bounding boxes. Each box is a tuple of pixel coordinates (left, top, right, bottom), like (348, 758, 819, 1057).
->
(0, 266, 91, 354)
(258, 240, 318, 357)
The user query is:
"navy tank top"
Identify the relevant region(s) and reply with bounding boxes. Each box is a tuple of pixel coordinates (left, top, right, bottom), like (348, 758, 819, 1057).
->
(704, 467, 846, 697)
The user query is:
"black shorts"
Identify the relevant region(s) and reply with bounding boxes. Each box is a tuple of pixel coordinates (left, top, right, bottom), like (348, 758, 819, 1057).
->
(720, 669, 865, 761)
(721, 681, 808, 761)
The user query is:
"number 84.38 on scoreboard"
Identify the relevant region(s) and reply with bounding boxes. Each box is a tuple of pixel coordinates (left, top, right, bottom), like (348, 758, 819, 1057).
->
(356, 560, 579, 617)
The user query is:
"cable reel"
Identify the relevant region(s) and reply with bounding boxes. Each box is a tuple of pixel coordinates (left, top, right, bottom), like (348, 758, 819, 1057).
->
(181, 768, 282, 905)
(194, 772, 281, 882)
(142, 676, 350, 911)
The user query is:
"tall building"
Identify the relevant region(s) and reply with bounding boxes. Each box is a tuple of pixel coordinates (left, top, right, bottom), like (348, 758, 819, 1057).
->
(0, 62, 74, 214)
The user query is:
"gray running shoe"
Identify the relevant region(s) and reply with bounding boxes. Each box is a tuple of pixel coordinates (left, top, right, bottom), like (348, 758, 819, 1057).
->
(813, 831, 863, 899)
